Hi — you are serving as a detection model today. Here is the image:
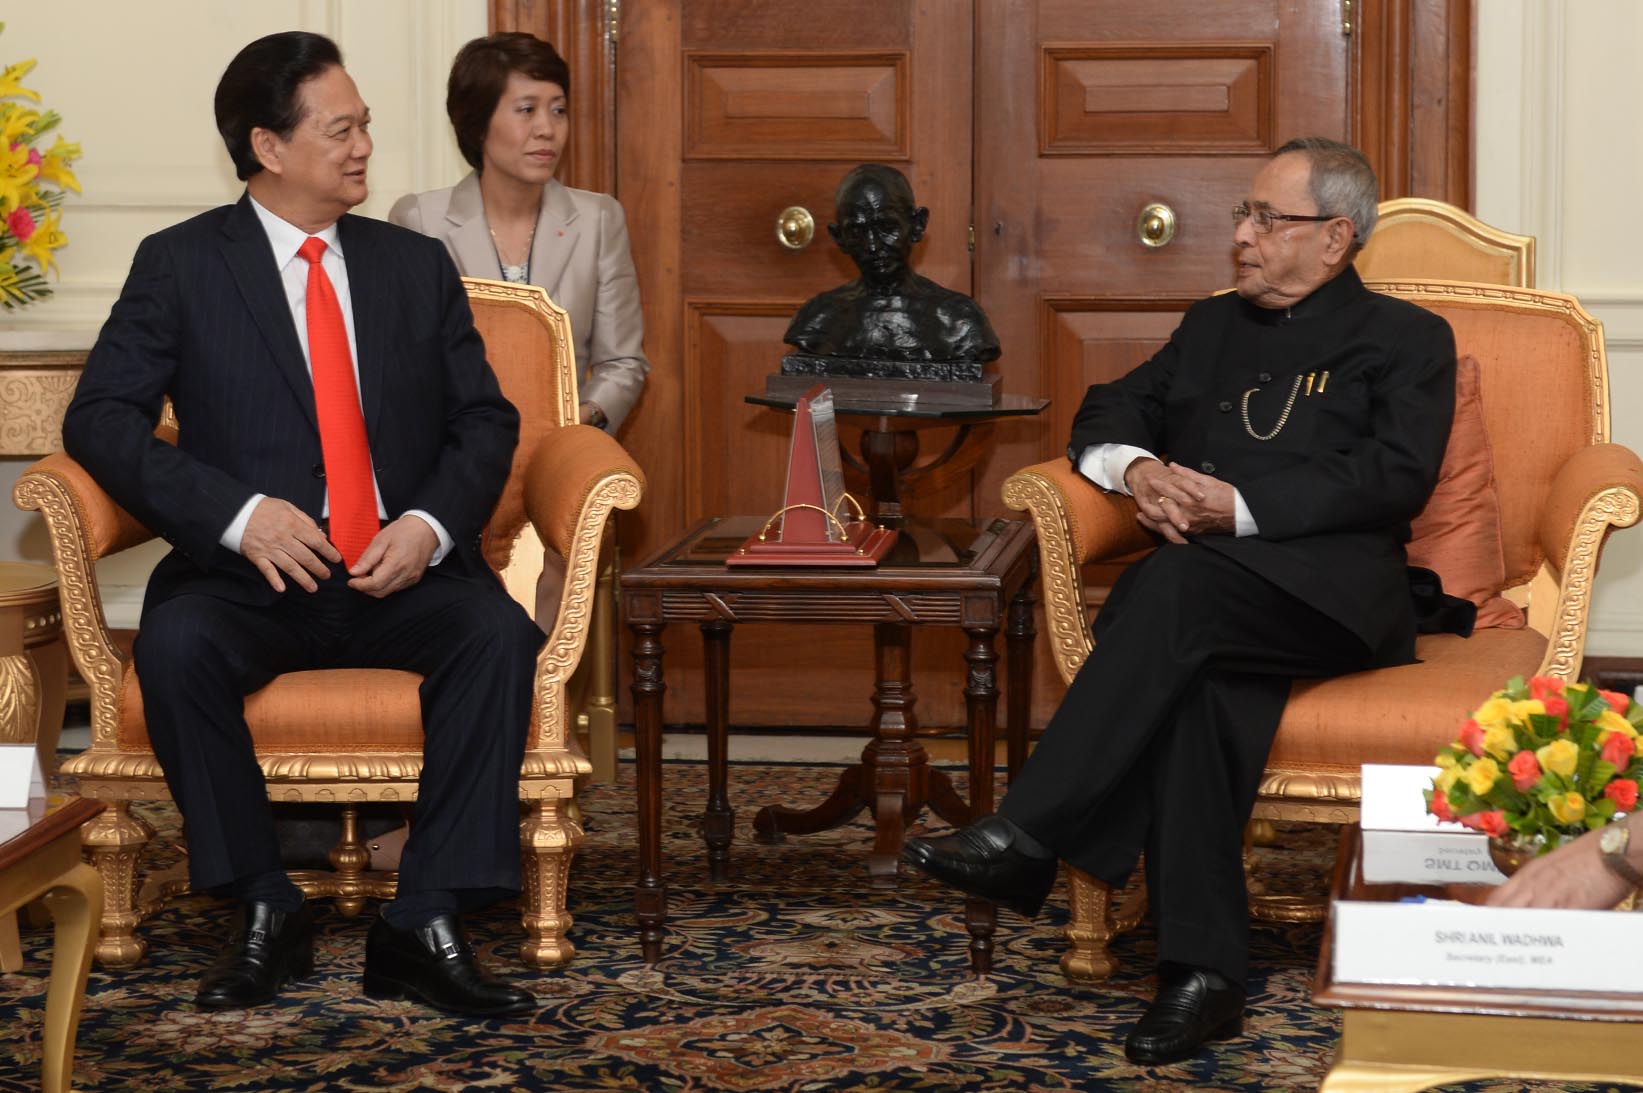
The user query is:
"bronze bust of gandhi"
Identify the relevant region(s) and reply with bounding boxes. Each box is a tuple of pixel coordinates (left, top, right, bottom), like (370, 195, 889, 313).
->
(783, 164, 999, 382)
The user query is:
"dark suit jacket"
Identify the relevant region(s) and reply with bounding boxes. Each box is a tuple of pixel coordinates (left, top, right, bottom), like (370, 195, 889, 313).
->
(1068, 267, 1456, 664)
(62, 193, 520, 612)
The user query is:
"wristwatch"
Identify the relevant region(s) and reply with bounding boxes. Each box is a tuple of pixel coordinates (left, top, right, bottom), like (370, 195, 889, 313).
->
(1598, 823, 1643, 888)
(584, 403, 608, 429)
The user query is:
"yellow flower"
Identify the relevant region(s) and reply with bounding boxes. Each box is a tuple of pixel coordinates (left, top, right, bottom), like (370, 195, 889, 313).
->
(1507, 699, 1546, 724)
(0, 58, 40, 104)
(0, 103, 40, 149)
(17, 204, 65, 274)
(1482, 723, 1517, 760)
(1435, 751, 1458, 769)
(0, 141, 38, 216)
(1465, 758, 1501, 796)
(1598, 709, 1638, 738)
(1536, 738, 1580, 779)
(1435, 765, 1462, 794)
(36, 136, 79, 193)
(1547, 792, 1586, 824)
(1472, 696, 1513, 733)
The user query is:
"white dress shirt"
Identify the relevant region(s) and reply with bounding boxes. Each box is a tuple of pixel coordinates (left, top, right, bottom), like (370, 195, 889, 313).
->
(1076, 443, 1259, 537)
(219, 196, 452, 564)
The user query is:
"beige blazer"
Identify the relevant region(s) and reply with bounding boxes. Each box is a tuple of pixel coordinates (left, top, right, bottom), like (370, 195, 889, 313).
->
(388, 173, 650, 432)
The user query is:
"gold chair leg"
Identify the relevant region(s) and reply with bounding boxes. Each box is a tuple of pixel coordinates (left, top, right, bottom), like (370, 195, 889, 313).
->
(1061, 865, 1146, 982)
(518, 797, 582, 967)
(81, 800, 153, 967)
(577, 533, 621, 784)
(327, 804, 372, 916)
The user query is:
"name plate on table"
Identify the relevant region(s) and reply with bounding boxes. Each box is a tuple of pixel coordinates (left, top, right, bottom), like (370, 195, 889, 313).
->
(1359, 763, 1506, 886)
(0, 744, 45, 808)
(1332, 902, 1639, 991)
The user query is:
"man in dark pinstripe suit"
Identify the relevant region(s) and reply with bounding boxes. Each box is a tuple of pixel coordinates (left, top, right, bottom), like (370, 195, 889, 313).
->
(63, 32, 541, 1017)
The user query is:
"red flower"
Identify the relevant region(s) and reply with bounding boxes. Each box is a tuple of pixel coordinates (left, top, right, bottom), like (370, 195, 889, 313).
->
(1601, 731, 1635, 770)
(1429, 792, 1455, 822)
(1542, 694, 1570, 727)
(1529, 676, 1566, 702)
(1458, 809, 1508, 837)
(6, 207, 36, 242)
(1458, 719, 1486, 757)
(1605, 779, 1639, 811)
(1599, 689, 1631, 715)
(1508, 750, 1542, 792)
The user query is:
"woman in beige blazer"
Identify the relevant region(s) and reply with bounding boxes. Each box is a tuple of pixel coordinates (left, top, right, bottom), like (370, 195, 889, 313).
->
(389, 33, 649, 433)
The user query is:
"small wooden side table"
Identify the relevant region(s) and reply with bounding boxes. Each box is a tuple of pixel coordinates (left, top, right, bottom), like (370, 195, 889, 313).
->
(0, 563, 68, 775)
(0, 796, 104, 1093)
(625, 515, 1037, 974)
(1314, 827, 1643, 1091)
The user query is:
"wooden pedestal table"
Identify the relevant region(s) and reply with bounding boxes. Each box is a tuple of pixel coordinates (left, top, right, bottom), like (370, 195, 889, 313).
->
(0, 796, 104, 1093)
(624, 515, 1038, 974)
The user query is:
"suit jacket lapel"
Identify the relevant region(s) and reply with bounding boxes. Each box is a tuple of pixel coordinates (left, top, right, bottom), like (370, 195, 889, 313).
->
(527, 179, 581, 298)
(446, 171, 500, 279)
(337, 214, 391, 439)
(218, 194, 318, 432)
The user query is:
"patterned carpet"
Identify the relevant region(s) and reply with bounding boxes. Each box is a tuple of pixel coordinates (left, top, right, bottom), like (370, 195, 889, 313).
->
(1, 760, 1634, 1092)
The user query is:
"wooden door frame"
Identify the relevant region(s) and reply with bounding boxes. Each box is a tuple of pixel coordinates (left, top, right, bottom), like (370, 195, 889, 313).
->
(500, 0, 1472, 209)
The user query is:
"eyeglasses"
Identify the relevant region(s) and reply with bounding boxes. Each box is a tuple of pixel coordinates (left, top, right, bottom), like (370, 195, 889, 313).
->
(1231, 204, 1339, 233)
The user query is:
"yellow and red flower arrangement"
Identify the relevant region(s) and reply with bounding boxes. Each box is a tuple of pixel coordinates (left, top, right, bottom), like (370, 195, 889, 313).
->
(0, 23, 81, 308)
(1426, 676, 1643, 854)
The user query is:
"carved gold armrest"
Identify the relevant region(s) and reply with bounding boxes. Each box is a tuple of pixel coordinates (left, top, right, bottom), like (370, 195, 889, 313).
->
(520, 425, 644, 750)
(1003, 459, 1155, 686)
(1532, 443, 1643, 679)
(13, 453, 155, 743)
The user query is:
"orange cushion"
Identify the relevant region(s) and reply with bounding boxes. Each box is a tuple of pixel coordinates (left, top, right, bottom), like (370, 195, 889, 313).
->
(1406, 355, 1524, 629)
(118, 665, 428, 753)
(1268, 627, 1547, 773)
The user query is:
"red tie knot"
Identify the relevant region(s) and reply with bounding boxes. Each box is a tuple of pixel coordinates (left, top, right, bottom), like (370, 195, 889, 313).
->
(298, 236, 328, 265)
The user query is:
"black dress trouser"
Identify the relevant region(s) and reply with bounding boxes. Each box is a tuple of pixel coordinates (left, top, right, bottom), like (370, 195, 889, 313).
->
(132, 564, 544, 915)
(999, 543, 1375, 986)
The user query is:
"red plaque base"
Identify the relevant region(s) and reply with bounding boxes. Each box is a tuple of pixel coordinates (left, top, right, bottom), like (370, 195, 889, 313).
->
(727, 520, 896, 567)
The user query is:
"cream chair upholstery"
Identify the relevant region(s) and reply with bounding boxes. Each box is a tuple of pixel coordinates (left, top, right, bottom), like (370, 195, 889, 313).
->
(1357, 198, 1536, 287)
(14, 277, 644, 969)
(1002, 282, 1642, 980)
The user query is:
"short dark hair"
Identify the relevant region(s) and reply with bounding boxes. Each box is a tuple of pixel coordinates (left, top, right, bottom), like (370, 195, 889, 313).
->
(214, 31, 344, 181)
(446, 33, 571, 171)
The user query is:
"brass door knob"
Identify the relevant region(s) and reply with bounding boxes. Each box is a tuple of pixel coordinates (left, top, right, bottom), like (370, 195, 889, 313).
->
(1137, 203, 1177, 248)
(776, 206, 815, 250)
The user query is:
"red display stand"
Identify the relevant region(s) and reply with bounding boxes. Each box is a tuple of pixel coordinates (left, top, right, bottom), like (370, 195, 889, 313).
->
(728, 384, 896, 566)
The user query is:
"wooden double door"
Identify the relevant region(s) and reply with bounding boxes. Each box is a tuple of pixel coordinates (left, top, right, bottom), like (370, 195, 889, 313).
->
(500, 0, 1470, 730)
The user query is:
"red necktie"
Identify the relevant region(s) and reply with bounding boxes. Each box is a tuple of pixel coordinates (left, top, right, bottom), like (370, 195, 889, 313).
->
(297, 237, 376, 568)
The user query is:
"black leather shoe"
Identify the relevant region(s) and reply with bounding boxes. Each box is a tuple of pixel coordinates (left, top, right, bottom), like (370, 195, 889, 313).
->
(901, 815, 1057, 917)
(194, 901, 315, 1010)
(1124, 963, 1246, 1065)
(364, 913, 535, 1017)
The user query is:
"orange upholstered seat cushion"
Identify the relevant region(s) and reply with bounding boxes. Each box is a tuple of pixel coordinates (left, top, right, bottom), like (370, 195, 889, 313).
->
(1267, 627, 1548, 774)
(118, 665, 427, 753)
(1406, 355, 1524, 629)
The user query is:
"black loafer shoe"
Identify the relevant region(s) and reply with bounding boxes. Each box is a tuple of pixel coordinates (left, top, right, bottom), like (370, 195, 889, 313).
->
(364, 913, 535, 1017)
(194, 901, 315, 1010)
(901, 815, 1057, 917)
(1124, 963, 1246, 1065)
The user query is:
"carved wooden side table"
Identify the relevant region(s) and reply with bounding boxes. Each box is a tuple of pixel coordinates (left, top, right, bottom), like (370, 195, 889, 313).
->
(0, 563, 67, 775)
(625, 515, 1037, 975)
